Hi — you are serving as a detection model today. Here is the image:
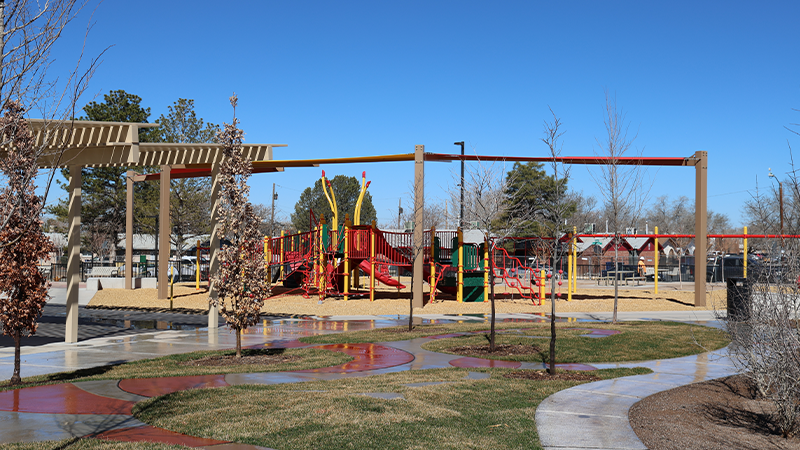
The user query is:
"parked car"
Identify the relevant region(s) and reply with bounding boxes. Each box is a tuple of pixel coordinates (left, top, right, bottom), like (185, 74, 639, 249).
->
(706, 255, 768, 282)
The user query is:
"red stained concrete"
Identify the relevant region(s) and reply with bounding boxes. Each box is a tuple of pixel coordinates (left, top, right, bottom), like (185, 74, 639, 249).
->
(449, 357, 522, 369)
(93, 425, 229, 447)
(0, 383, 134, 415)
(119, 374, 229, 398)
(296, 343, 414, 373)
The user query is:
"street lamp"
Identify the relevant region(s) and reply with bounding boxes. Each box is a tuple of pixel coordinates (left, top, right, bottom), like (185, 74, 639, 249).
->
(768, 169, 784, 237)
(454, 141, 465, 228)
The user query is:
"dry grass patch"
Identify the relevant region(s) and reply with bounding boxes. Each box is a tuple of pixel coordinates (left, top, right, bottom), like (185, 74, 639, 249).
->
(0, 440, 187, 449)
(420, 321, 729, 363)
(134, 367, 650, 450)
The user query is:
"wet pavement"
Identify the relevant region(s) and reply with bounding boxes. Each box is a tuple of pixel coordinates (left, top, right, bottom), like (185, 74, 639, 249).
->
(0, 309, 731, 448)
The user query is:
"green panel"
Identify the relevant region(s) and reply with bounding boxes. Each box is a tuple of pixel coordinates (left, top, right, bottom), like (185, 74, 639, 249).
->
(433, 236, 441, 263)
(463, 245, 478, 270)
(463, 286, 484, 302)
(463, 272, 485, 286)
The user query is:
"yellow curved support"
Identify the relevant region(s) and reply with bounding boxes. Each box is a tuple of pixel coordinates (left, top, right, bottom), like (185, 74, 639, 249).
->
(321, 171, 339, 235)
(354, 171, 370, 226)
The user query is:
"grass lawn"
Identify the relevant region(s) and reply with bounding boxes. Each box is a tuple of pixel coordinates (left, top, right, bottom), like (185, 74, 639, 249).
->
(300, 321, 729, 363)
(134, 367, 651, 450)
(0, 347, 352, 393)
(421, 321, 729, 363)
(0, 440, 186, 449)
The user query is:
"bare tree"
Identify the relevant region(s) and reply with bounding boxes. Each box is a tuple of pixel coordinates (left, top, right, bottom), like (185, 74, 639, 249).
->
(455, 154, 536, 351)
(0, 0, 100, 246)
(540, 109, 572, 375)
(209, 95, 270, 357)
(591, 92, 649, 323)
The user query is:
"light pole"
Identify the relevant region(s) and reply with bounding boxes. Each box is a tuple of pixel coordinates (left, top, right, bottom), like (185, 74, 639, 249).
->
(454, 141, 465, 228)
(769, 169, 784, 237)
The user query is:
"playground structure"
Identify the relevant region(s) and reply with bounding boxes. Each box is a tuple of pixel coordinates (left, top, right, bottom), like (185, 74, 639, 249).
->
(265, 170, 569, 304)
(266, 171, 564, 304)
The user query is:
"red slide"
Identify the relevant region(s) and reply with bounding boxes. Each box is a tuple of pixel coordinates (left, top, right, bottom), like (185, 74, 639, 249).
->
(357, 259, 406, 288)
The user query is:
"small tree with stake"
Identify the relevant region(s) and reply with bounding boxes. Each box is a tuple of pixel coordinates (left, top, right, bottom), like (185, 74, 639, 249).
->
(209, 94, 270, 357)
(0, 100, 54, 385)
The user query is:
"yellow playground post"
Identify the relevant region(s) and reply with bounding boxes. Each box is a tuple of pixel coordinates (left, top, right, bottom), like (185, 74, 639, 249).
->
(279, 230, 285, 280)
(743, 226, 748, 278)
(344, 216, 350, 301)
(539, 269, 546, 306)
(654, 226, 659, 294)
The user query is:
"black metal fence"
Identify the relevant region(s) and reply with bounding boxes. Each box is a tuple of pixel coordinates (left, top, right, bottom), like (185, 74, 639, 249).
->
(38, 260, 208, 283)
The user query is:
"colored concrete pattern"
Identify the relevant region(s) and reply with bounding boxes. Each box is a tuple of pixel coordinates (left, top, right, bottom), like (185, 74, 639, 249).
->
(0, 383, 134, 415)
(296, 343, 414, 373)
(119, 374, 229, 398)
(94, 425, 229, 447)
(449, 357, 522, 369)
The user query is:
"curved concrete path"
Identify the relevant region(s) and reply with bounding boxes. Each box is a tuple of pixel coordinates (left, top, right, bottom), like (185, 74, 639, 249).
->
(0, 310, 731, 448)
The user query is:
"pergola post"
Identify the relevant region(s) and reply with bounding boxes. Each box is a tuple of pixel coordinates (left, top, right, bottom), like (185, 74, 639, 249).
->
(65, 165, 81, 343)
(694, 151, 708, 307)
(208, 162, 221, 328)
(158, 165, 171, 300)
(125, 170, 133, 290)
(413, 145, 425, 308)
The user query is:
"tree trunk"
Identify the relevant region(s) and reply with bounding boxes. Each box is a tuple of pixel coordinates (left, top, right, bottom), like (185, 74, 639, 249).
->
(11, 329, 21, 385)
(489, 247, 496, 352)
(613, 236, 619, 323)
(549, 257, 557, 375)
(235, 328, 242, 358)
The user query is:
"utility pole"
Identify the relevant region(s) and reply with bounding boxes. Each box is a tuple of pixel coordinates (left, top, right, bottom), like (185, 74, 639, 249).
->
(397, 198, 403, 230)
(271, 183, 277, 237)
(454, 141, 465, 227)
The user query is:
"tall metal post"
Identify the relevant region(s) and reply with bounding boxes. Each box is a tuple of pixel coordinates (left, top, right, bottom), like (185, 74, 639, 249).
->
(455, 141, 465, 227)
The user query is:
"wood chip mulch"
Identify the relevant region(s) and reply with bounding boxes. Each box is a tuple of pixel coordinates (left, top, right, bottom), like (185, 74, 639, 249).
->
(447, 344, 544, 357)
(503, 370, 601, 381)
(630, 374, 800, 449)
(179, 354, 302, 367)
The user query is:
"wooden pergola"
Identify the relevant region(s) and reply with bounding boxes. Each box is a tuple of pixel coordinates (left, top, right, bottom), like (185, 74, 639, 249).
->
(20, 119, 284, 343)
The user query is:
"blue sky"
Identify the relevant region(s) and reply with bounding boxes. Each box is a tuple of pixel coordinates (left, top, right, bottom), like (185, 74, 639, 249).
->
(42, 1, 800, 228)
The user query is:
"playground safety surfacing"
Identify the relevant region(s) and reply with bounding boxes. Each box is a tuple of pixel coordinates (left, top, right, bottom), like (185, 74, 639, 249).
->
(0, 312, 735, 449)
